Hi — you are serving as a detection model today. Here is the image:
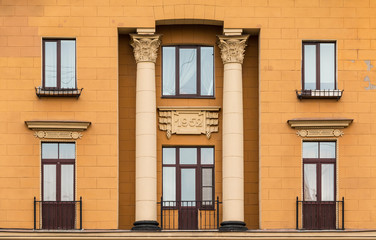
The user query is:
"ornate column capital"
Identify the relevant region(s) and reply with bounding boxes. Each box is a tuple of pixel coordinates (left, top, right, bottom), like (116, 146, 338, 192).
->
(130, 34, 162, 63)
(217, 34, 249, 64)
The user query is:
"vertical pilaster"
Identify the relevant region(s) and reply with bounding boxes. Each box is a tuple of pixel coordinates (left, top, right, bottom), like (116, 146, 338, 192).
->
(217, 34, 249, 231)
(130, 33, 161, 231)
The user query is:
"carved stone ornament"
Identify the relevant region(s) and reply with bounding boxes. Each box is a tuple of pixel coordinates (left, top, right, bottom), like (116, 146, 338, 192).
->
(158, 107, 220, 139)
(130, 34, 162, 63)
(34, 131, 83, 140)
(297, 129, 344, 138)
(217, 35, 250, 64)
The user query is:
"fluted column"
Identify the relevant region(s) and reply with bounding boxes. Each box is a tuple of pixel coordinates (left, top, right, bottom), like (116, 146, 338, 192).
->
(217, 34, 249, 231)
(130, 33, 161, 231)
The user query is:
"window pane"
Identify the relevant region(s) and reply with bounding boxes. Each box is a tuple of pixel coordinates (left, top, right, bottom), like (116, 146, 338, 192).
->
(163, 148, 176, 164)
(162, 47, 176, 95)
(179, 48, 197, 94)
(202, 187, 212, 204)
(304, 45, 316, 90)
(61, 40, 76, 89)
(45, 41, 57, 88)
(61, 164, 74, 201)
(302, 142, 318, 158)
(321, 164, 334, 201)
(320, 142, 336, 158)
(181, 168, 196, 206)
(304, 164, 317, 201)
(200, 47, 214, 96)
(43, 164, 56, 201)
(163, 167, 176, 206)
(180, 148, 197, 164)
(202, 168, 212, 186)
(201, 148, 214, 164)
(42, 143, 58, 159)
(59, 143, 75, 159)
(320, 43, 335, 90)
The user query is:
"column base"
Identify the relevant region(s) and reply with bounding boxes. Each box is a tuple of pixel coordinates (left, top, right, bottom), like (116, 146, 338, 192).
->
(219, 221, 248, 232)
(131, 220, 161, 231)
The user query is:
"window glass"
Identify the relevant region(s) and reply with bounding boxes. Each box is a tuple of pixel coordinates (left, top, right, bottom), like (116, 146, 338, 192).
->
(181, 168, 196, 206)
(320, 43, 335, 90)
(43, 164, 56, 201)
(201, 47, 214, 96)
(42, 143, 58, 159)
(179, 48, 197, 94)
(303, 142, 318, 158)
(202, 168, 212, 186)
(304, 164, 317, 201)
(202, 187, 212, 204)
(45, 42, 57, 88)
(321, 164, 334, 201)
(59, 143, 75, 159)
(61, 164, 74, 201)
(162, 47, 176, 95)
(320, 142, 336, 158)
(163, 148, 176, 164)
(61, 40, 76, 89)
(201, 148, 214, 164)
(304, 44, 316, 90)
(180, 148, 197, 164)
(163, 167, 176, 204)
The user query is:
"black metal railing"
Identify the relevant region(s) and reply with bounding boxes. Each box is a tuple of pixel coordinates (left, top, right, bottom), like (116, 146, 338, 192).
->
(296, 89, 343, 100)
(296, 196, 344, 230)
(34, 197, 82, 230)
(35, 87, 83, 98)
(158, 196, 221, 230)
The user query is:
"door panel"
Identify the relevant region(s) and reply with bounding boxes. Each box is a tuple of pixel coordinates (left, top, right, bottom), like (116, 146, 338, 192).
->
(179, 168, 198, 230)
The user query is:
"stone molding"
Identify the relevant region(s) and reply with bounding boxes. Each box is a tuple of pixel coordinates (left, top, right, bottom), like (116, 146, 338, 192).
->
(130, 34, 162, 63)
(25, 120, 91, 140)
(158, 106, 220, 139)
(287, 118, 353, 138)
(217, 34, 250, 64)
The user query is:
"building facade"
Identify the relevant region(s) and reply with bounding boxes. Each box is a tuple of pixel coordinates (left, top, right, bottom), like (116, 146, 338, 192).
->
(1, 0, 376, 239)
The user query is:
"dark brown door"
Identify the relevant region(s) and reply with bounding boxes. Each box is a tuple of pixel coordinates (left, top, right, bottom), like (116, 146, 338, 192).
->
(303, 142, 336, 230)
(42, 143, 75, 230)
(178, 167, 198, 230)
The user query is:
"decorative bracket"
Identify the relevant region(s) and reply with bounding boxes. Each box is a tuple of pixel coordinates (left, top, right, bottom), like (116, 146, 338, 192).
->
(158, 107, 220, 139)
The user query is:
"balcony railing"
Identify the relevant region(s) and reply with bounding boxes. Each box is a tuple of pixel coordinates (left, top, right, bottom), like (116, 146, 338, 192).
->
(35, 87, 83, 98)
(158, 196, 222, 230)
(34, 197, 82, 230)
(296, 89, 343, 100)
(296, 196, 344, 230)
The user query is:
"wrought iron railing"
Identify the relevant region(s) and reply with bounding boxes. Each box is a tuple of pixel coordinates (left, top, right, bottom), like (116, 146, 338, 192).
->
(296, 89, 343, 100)
(158, 196, 221, 230)
(296, 196, 344, 230)
(34, 197, 82, 230)
(35, 87, 83, 98)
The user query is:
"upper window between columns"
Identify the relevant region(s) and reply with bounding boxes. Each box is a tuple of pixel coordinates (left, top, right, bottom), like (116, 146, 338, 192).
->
(162, 46, 214, 98)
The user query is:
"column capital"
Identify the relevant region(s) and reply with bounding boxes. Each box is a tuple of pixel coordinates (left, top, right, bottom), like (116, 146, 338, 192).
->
(217, 34, 249, 64)
(130, 34, 162, 63)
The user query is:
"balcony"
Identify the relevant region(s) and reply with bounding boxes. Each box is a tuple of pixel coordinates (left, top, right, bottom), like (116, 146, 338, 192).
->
(35, 87, 83, 98)
(158, 197, 222, 230)
(33, 197, 82, 230)
(296, 197, 344, 230)
(296, 89, 343, 100)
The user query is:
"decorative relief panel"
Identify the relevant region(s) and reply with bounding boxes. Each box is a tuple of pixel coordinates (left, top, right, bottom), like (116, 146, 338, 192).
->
(297, 129, 343, 138)
(34, 131, 83, 140)
(158, 107, 220, 139)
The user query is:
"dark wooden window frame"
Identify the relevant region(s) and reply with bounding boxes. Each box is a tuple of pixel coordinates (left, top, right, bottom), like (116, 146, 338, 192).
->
(42, 39, 77, 90)
(162, 146, 215, 209)
(302, 41, 337, 90)
(41, 142, 76, 202)
(303, 141, 336, 202)
(161, 45, 215, 98)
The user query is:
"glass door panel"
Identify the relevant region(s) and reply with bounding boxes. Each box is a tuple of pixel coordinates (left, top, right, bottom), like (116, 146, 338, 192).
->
(304, 164, 317, 201)
(321, 164, 335, 201)
(181, 168, 196, 206)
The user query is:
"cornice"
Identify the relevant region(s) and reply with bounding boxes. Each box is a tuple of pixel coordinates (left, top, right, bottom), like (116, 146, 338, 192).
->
(287, 118, 353, 129)
(25, 120, 91, 131)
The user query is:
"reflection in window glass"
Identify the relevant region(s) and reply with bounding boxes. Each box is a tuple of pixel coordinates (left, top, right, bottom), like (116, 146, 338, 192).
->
(321, 164, 334, 201)
(61, 40, 76, 89)
(59, 143, 75, 159)
(320, 43, 335, 90)
(163, 148, 176, 164)
(179, 48, 197, 94)
(304, 45, 316, 90)
(303, 142, 318, 158)
(163, 167, 176, 205)
(43, 164, 56, 201)
(201, 148, 214, 164)
(201, 47, 214, 96)
(304, 164, 317, 201)
(181, 169, 196, 206)
(162, 47, 176, 95)
(180, 148, 197, 164)
(61, 164, 74, 201)
(45, 42, 57, 88)
(320, 142, 336, 158)
(42, 143, 58, 159)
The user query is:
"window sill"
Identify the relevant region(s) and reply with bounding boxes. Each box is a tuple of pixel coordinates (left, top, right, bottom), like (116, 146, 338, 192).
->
(35, 87, 83, 98)
(296, 89, 343, 100)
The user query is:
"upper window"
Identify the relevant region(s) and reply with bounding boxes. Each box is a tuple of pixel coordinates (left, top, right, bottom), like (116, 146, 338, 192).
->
(302, 42, 336, 90)
(162, 46, 214, 98)
(43, 39, 76, 89)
